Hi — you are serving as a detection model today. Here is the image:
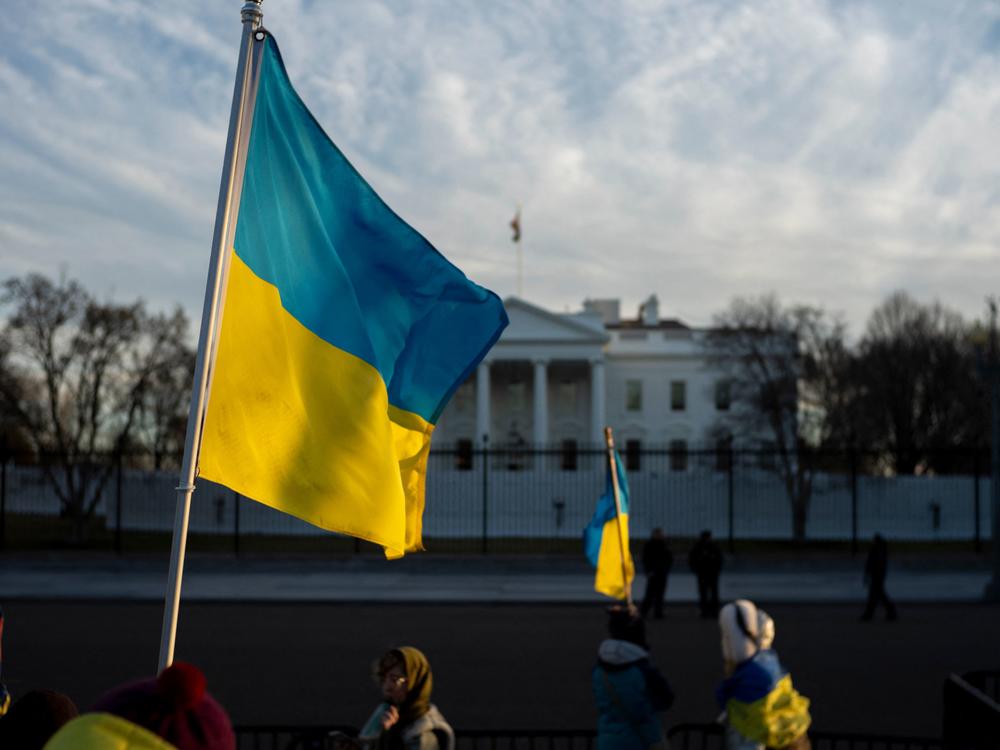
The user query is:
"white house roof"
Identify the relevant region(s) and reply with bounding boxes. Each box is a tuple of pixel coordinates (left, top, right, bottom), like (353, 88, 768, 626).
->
(498, 297, 610, 345)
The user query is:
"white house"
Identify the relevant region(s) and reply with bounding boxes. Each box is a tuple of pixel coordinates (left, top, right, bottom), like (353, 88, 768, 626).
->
(434, 294, 736, 459)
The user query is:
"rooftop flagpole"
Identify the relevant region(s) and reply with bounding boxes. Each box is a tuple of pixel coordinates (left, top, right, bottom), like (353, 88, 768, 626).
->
(510, 206, 522, 297)
(603, 426, 633, 608)
(157, 0, 266, 673)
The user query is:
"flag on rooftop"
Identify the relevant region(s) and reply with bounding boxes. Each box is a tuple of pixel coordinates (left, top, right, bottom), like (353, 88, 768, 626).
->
(583, 449, 635, 599)
(199, 34, 508, 559)
(510, 209, 521, 243)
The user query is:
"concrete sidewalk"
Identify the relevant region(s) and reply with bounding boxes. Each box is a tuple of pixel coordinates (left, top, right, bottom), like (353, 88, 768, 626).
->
(0, 555, 992, 603)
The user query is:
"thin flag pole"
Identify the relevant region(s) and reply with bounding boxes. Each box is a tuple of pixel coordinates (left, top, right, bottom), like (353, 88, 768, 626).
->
(510, 206, 522, 297)
(157, 0, 266, 673)
(603, 426, 632, 608)
(517, 240, 523, 298)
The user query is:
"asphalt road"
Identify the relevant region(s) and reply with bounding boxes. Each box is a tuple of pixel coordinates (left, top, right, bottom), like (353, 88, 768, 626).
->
(3, 600, 999, 737)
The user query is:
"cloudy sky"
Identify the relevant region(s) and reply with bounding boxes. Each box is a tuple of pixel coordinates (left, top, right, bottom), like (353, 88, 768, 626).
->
(2, 0, 999, 336)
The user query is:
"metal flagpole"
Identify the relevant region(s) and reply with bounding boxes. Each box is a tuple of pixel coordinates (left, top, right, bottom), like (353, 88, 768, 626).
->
(517, 242, 523, 298)
(603, 426, 633, 608)
(510, 206, 522, 297)
(157, 0, 266, 672)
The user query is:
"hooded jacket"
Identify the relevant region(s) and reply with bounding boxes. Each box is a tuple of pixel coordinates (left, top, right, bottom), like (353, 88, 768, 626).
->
(44, 713, 179, 750)
(592, 639, 674, 750)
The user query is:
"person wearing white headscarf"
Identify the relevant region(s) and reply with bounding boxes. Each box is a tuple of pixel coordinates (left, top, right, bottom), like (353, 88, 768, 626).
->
(716, 600, 810, 750)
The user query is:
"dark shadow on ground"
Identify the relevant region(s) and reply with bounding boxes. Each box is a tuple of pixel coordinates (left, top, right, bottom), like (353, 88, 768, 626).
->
(3, 601, 998, 736)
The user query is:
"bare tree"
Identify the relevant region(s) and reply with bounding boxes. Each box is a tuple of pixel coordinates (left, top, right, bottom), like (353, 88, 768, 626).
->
(134, 308, 195, 470)
(0, 273, 191, 541)
(0, 335, 33, 455)
(850, 291, 984, 474)
(705, 294, 848, 540)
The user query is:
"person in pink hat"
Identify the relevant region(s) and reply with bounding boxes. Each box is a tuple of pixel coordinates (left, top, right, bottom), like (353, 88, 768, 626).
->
(44, 662, 235, 750)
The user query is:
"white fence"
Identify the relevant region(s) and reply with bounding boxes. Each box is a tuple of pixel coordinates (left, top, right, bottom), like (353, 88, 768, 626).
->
(4, 461, 992, 542)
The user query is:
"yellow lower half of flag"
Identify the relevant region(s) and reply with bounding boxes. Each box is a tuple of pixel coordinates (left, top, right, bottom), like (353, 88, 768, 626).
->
(594, 513, 635, 600)
(199, 252, 433, 558)
(726, 674, 811, 746)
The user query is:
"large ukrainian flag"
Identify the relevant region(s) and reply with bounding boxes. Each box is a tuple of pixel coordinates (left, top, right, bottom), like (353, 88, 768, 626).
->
(200, 35, 507, 559)
(583, 451, 635, 599)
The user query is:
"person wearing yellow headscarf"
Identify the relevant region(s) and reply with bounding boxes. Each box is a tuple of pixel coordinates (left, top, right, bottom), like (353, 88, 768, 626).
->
(362, 647, 454, 750)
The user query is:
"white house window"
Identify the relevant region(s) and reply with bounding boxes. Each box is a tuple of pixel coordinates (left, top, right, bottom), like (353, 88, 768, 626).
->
(670, 381, 686, 411)
(715, 381, 731, 411)
(669, 439, 688, 471)
(452, 380, 473, 413)
(561, 439, 578, 471)
(507, 381, 527, 412)
(715, 436, 732, 472)
(455, 438, 473, 471)
(556, 381, 578, 413)
(625, 439, 642, 471)
(625, 380, 643, 412)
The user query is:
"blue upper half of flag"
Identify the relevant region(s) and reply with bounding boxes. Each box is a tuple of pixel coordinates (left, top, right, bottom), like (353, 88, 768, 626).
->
(583, 450, 630, 567)
(234, 35, 508, 424)
(715, 650, 788, 707)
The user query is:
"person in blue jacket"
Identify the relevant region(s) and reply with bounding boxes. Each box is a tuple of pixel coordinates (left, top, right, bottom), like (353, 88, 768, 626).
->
(592, 606, 675, 750)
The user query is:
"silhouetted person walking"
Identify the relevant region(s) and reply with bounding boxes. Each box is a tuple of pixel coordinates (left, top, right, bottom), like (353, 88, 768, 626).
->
(861, 533, 897, 622)
(689, 530, 723, 619)
(639, 528, 673, 620)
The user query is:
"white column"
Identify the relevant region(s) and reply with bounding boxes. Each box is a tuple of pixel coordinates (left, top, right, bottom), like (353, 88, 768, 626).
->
(475, 361, 491, 445)
(590, 358, 606, 447)
(532, 359, 549, 447)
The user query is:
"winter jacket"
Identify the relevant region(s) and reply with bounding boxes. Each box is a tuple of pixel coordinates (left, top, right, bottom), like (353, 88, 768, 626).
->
(715, 650, 810, 749)
(44, 713, 179, 750)
(592, 639, 674, 750)
(375, 704, 454, 750)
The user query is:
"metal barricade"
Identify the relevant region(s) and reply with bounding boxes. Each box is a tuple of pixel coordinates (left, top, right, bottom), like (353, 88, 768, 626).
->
(236, 725, 944, 750)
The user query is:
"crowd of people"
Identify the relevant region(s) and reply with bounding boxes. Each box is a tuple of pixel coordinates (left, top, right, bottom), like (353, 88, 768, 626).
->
(0, 658, 229, 750)
(0, 531, 902, 750)
(0, 646, 454, 750)
(0, 636, 459, 750)
(592, 598, 812, 750)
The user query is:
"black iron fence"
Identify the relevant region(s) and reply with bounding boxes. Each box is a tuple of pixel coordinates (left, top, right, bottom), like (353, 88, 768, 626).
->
(668, 723, 945, 750)
(233, 724, 944, 750)
(0, 445, 992, 554)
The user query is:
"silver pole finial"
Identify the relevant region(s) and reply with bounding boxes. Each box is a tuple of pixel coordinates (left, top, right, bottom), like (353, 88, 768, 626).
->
(241, 0, 263, 28)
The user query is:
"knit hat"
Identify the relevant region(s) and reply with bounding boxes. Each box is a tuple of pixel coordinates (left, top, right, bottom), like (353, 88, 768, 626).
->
(607, 605, 648, 649)
(719, 599, 774, 665)
(0, 689, 78, 749)
(90, 662, 235, 750)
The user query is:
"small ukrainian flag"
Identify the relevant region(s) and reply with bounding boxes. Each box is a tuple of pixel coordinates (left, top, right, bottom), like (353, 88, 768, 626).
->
(583, 449, 635, 600)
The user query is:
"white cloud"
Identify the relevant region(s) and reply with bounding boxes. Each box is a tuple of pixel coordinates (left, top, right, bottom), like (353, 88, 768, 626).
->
(2, 0, 1000, 337)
